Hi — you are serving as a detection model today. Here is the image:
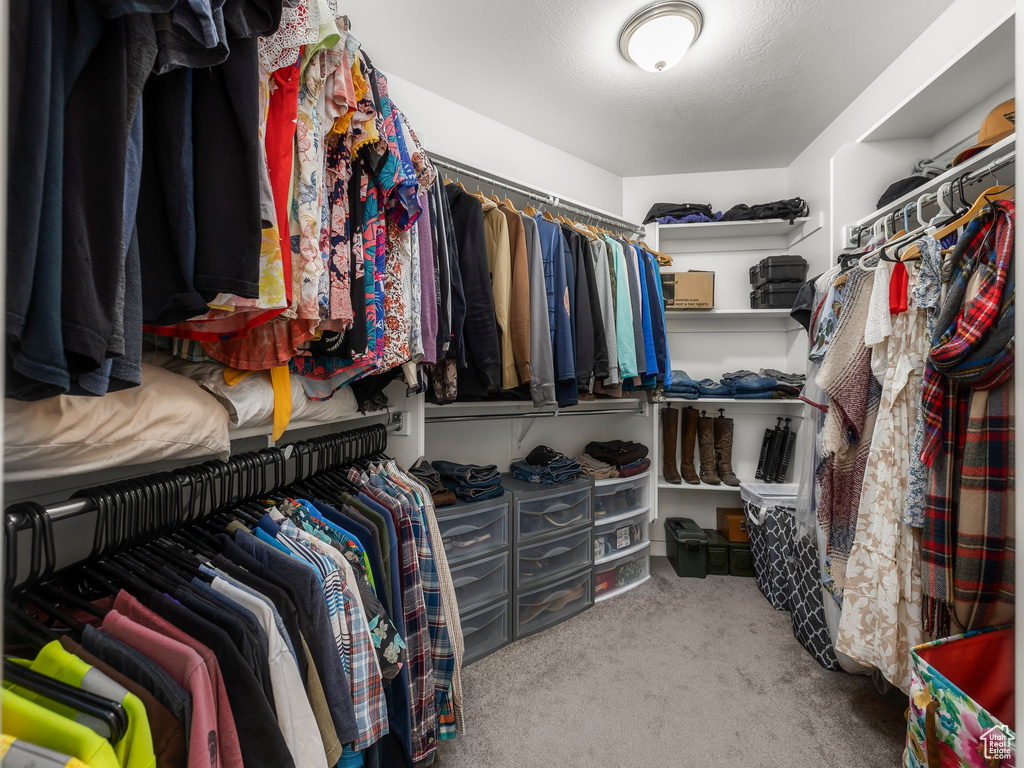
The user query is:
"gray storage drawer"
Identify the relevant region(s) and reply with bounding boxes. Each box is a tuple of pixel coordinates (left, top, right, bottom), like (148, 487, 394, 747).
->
(450, 551, 509, 614)
(436, 501, 509, 565)
(514, 566, 593, 639)
(516, 526, 593, 589)
(461, 600, 510, 666)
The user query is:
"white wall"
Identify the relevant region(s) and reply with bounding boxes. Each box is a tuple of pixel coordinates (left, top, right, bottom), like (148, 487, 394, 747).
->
(786, 0, 1015, 258)
(621, 168, 789, 225)
(384, 72, 625, 216)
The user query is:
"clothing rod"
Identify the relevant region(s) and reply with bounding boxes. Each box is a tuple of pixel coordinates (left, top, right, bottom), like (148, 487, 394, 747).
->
(425, 404, 647, 423)
(428, 154, 646, 236)
(5, 421, 398, 532)
(850, 149, 1015, 239)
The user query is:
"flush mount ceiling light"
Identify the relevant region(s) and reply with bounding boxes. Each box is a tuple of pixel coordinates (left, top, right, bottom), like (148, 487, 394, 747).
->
(619, 1, 703, 73)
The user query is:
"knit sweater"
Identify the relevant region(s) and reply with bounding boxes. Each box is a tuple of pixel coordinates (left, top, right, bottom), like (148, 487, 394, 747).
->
(815, 266, 881, 595)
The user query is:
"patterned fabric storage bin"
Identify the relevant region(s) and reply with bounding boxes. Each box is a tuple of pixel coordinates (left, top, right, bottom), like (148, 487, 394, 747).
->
(740, 483, 798, 610)
(785, 521, 841, 672)
(906, 626, 1015, 768)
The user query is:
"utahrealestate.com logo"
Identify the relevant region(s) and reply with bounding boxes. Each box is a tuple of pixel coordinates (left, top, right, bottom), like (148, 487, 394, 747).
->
(981, 724, 1015, 760)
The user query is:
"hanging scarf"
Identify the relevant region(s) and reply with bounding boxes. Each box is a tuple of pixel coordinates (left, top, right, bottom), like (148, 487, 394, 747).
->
(920, 200, 1016, 636)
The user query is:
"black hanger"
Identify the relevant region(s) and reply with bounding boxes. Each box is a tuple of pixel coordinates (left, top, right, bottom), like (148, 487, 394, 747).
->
(18, 592, 86, 642)
(4, 660, 128, 744)
(4, 600, 58, 650)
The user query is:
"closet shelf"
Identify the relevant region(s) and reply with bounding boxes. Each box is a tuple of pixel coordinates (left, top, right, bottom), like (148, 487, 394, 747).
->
(657, 479, 746, 492)
(594, 574, 652, 603)
(657, 217, 810, 241)
(853, 134, 1015, 230)
(660, 398, 804, 407)
(229, 410, 402, 443)
(663, 309, 803, 332)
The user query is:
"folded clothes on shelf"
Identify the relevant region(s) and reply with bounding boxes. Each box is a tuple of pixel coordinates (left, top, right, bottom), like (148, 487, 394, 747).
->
(511, 447, 583, 484)
(697, 379, 732, 398)
(409, 458, 457, 506)
(431, 460, 505, 501)
(577, 453, 620, 479)
(665, 370, 699, 396)
(721, 369, 778, 392)
(584, 440, 650, 467)
(614, 457, 651, 478)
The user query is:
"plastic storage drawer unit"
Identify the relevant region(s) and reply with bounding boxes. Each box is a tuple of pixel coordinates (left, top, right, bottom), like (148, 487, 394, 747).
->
(594, 511, 648, 563)
(516, 526, 593, 589)
(595, 542, 651, 602)
(665, 517, 708, 578)
(436, 495, 510, 565)
(729, 541, 755, 577)
(515, 567, 593, 639)
(703, 528, 730, 576)
(450, 551, 509, 613)
(503, 475, 594, 543)
(461, 600, 511, 666)
(592, 473, 650, 522)
(748, 255, 808, 287)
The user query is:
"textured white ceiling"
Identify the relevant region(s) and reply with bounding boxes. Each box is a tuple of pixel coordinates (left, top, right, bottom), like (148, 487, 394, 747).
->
(347, 0, 954, 176)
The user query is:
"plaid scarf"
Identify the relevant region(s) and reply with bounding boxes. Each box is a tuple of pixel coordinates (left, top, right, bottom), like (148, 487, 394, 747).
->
(920, 201, 1016, 636)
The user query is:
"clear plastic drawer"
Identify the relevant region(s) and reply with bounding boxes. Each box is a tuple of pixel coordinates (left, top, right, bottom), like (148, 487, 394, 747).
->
(516, 527, 593, 589)
(514, 567, 592, 639)
(436, 502, 509, 565)
(450, 551, 509, 613)
(515, 487, 591, 542)
(592, 473, 650, 523)
(461, 600, 510, 666)
(593, 511, 649, 564)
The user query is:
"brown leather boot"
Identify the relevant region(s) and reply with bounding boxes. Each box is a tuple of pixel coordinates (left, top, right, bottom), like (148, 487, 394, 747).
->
(680, 407, 701, 485)
(697, 413, 721, 485)
(661, 407, 682, 484)
(714, 413, 741, 487)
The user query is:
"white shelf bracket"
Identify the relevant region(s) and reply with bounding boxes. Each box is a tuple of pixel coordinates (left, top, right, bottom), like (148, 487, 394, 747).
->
(516, 417, 538, 452)
(788, 210, 824, 249)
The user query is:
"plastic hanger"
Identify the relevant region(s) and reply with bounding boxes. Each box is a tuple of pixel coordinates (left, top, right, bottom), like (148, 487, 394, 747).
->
(4, 661, 128, 744)
(932, 183, 1014, 241)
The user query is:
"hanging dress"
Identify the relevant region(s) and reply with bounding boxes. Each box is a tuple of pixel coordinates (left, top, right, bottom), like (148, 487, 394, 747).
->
(835, 256, 929, 692)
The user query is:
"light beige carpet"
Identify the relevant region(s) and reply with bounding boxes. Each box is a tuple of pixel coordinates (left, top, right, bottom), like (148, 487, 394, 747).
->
(435, 558, 906, 768)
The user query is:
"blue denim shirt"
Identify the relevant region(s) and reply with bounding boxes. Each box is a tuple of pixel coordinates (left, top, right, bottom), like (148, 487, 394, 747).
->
(535, 216, 576, 394)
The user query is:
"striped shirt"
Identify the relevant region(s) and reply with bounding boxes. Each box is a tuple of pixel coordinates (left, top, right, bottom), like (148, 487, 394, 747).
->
(273, 516, 389, 751)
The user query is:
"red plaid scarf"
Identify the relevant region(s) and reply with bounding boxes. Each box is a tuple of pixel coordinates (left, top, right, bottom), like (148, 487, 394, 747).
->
(920, 201, 1016, 635)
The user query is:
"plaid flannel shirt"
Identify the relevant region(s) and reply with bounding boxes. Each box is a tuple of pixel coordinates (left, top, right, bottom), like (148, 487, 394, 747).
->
(352, 468, 437, 766)
(391, 464, 466, 738)
(275, 517, 389, 750)
(376, 464, 455, 727)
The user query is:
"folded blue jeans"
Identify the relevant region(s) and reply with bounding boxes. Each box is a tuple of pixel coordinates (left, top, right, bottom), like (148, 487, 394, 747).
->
(444, 481, 505, 500)
(665, 391, 698, 400)
(511, 459, 582, 484)
(733, 389, 773, 399)
(723, 372, 777, 392)
(432, 460, 500, 484)
(697, 379, 732, 397)
(666, 370, 698, 393)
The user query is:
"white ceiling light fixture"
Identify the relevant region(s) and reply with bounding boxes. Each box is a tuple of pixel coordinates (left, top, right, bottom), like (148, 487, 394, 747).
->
(618, 1, 703, 73)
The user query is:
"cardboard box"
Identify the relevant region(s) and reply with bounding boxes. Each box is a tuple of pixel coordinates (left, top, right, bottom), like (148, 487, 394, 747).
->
(661, 271, 715, 310)
(717, 507, 748, 543)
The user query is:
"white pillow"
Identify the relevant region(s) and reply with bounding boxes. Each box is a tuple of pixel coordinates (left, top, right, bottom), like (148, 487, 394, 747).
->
(5, 363, 232, 482)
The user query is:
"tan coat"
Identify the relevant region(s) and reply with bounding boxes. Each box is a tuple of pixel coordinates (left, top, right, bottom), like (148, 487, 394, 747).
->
(500, 204, 531, 384)
(475, 194, 517, 389)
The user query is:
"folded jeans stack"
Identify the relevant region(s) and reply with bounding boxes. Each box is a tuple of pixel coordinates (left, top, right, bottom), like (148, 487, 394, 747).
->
(664, 370, 699, 400)
(431, 460, 505, 501)
(511, 446, 583, 484)
(409, 458, 458, 507)
(721, 369, 778, 399)
(697, 378, 732, 398)
(584, 440, 651, 476)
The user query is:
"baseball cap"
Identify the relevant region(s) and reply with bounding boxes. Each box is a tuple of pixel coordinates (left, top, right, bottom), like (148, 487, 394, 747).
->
(953, 98, 1015, 166)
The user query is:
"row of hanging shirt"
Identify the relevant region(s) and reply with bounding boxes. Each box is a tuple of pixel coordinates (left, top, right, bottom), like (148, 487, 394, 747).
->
(7, 0, 434, 412)
(807, 182, 1015, 693)
(4, 458, 464, 768)
(428, 181, 674, 407)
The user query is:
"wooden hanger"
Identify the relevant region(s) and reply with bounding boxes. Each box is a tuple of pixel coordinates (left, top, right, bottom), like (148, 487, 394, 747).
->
(542, 210, 556, 223)
(500, 197, 519, 213)
(932, 184, 1014, 241)
(523, 204, 539, 217)
(488, 194, 501, 204)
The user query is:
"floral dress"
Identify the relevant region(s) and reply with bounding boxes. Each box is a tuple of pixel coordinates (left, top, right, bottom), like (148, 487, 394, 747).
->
(835, 262, 928, 692)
